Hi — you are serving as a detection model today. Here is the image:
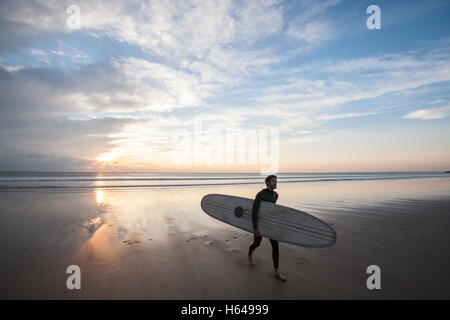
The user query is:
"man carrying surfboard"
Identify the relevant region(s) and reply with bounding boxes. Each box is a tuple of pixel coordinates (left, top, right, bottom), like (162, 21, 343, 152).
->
(248, 175, 287, 281)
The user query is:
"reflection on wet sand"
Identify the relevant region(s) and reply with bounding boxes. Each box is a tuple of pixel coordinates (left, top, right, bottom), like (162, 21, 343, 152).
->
(96, 189, 104, 205)
(81, 217, 104, 234)
(1, 177, 449, 298)
(76, 178, 450, 254)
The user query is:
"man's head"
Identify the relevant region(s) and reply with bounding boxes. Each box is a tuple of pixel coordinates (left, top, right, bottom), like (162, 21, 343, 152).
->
(265, 175, 277, 190)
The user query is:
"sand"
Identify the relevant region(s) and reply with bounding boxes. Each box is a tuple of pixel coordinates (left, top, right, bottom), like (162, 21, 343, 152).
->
(0, 178, 449, 299)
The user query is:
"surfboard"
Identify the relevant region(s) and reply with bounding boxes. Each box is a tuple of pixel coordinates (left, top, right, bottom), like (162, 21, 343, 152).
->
(201, 194, 336, 248)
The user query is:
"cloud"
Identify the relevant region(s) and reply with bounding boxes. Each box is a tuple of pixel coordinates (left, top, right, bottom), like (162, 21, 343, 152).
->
(0, 151, 95, 171)
(0, 63, 145, 170)
(0, 54, 221, 170)
(287, 20, 335, 45)
(0, 55, 212, 115)
(109, 57, 209, 111)
(249, 46, 450, 117)
(0, 60, 22, 72)
(403, 104, 450, 120)
(316, 111, 381, 121)
(285, 0, 341, 48)
(0, 0, 283, 54)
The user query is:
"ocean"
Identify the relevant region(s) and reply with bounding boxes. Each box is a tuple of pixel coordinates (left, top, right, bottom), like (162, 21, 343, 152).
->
(0, 171, 448, 190)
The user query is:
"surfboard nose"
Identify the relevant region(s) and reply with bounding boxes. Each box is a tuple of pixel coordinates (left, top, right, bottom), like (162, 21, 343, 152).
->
(234, 206, 243, 218)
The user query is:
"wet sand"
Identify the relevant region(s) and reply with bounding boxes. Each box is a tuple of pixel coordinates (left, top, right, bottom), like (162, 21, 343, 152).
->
(0, 178, 449, 299)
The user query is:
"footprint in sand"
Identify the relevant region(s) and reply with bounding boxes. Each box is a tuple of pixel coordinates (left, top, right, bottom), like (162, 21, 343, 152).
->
(205, 241, 213, 245)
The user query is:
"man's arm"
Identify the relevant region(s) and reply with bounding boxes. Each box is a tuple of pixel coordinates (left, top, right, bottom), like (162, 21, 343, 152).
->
(252, 192, 263, 229)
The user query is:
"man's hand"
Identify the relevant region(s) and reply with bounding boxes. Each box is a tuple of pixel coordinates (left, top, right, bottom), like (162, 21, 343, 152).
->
(254, 228, 261, 237)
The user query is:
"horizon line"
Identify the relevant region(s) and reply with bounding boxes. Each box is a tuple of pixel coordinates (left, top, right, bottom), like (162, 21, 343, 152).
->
(0, 170, 448, 174)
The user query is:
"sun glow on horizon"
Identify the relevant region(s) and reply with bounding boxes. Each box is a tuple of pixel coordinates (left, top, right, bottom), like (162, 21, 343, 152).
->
(96, 151, 119, 163)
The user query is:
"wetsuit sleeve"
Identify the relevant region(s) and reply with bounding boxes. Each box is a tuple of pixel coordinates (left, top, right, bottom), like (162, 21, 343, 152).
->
(252, 192, 263, 229)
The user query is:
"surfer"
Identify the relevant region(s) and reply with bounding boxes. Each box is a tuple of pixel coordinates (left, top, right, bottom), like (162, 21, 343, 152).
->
(248, 175, 287, 281)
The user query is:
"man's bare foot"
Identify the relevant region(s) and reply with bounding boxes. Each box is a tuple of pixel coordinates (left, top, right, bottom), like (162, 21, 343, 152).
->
(248, 255, 255, 266)
(273, 270, 287, 281)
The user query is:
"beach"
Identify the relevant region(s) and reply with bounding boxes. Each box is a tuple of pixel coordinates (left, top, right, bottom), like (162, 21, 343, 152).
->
(0, 173, 449, 299)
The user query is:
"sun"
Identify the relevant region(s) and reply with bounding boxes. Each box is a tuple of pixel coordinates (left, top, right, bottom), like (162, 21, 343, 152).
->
(96, 151, 119, 163)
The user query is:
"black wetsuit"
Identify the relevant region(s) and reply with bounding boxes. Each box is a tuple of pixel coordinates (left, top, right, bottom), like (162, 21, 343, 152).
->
(248, 188, 280, 268)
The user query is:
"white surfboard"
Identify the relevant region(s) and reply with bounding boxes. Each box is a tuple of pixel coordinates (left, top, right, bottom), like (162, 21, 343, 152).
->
(201, 194, 336, 247)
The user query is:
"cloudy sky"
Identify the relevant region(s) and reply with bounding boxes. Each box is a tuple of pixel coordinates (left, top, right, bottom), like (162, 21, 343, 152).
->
(0, 0, 449, 172)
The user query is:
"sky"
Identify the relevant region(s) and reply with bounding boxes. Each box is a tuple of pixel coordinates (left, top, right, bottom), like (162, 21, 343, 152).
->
(0, 0, 449, 173)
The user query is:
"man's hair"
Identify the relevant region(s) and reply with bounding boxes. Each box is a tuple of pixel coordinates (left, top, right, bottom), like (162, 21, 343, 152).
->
(265, 175, 277, 186)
